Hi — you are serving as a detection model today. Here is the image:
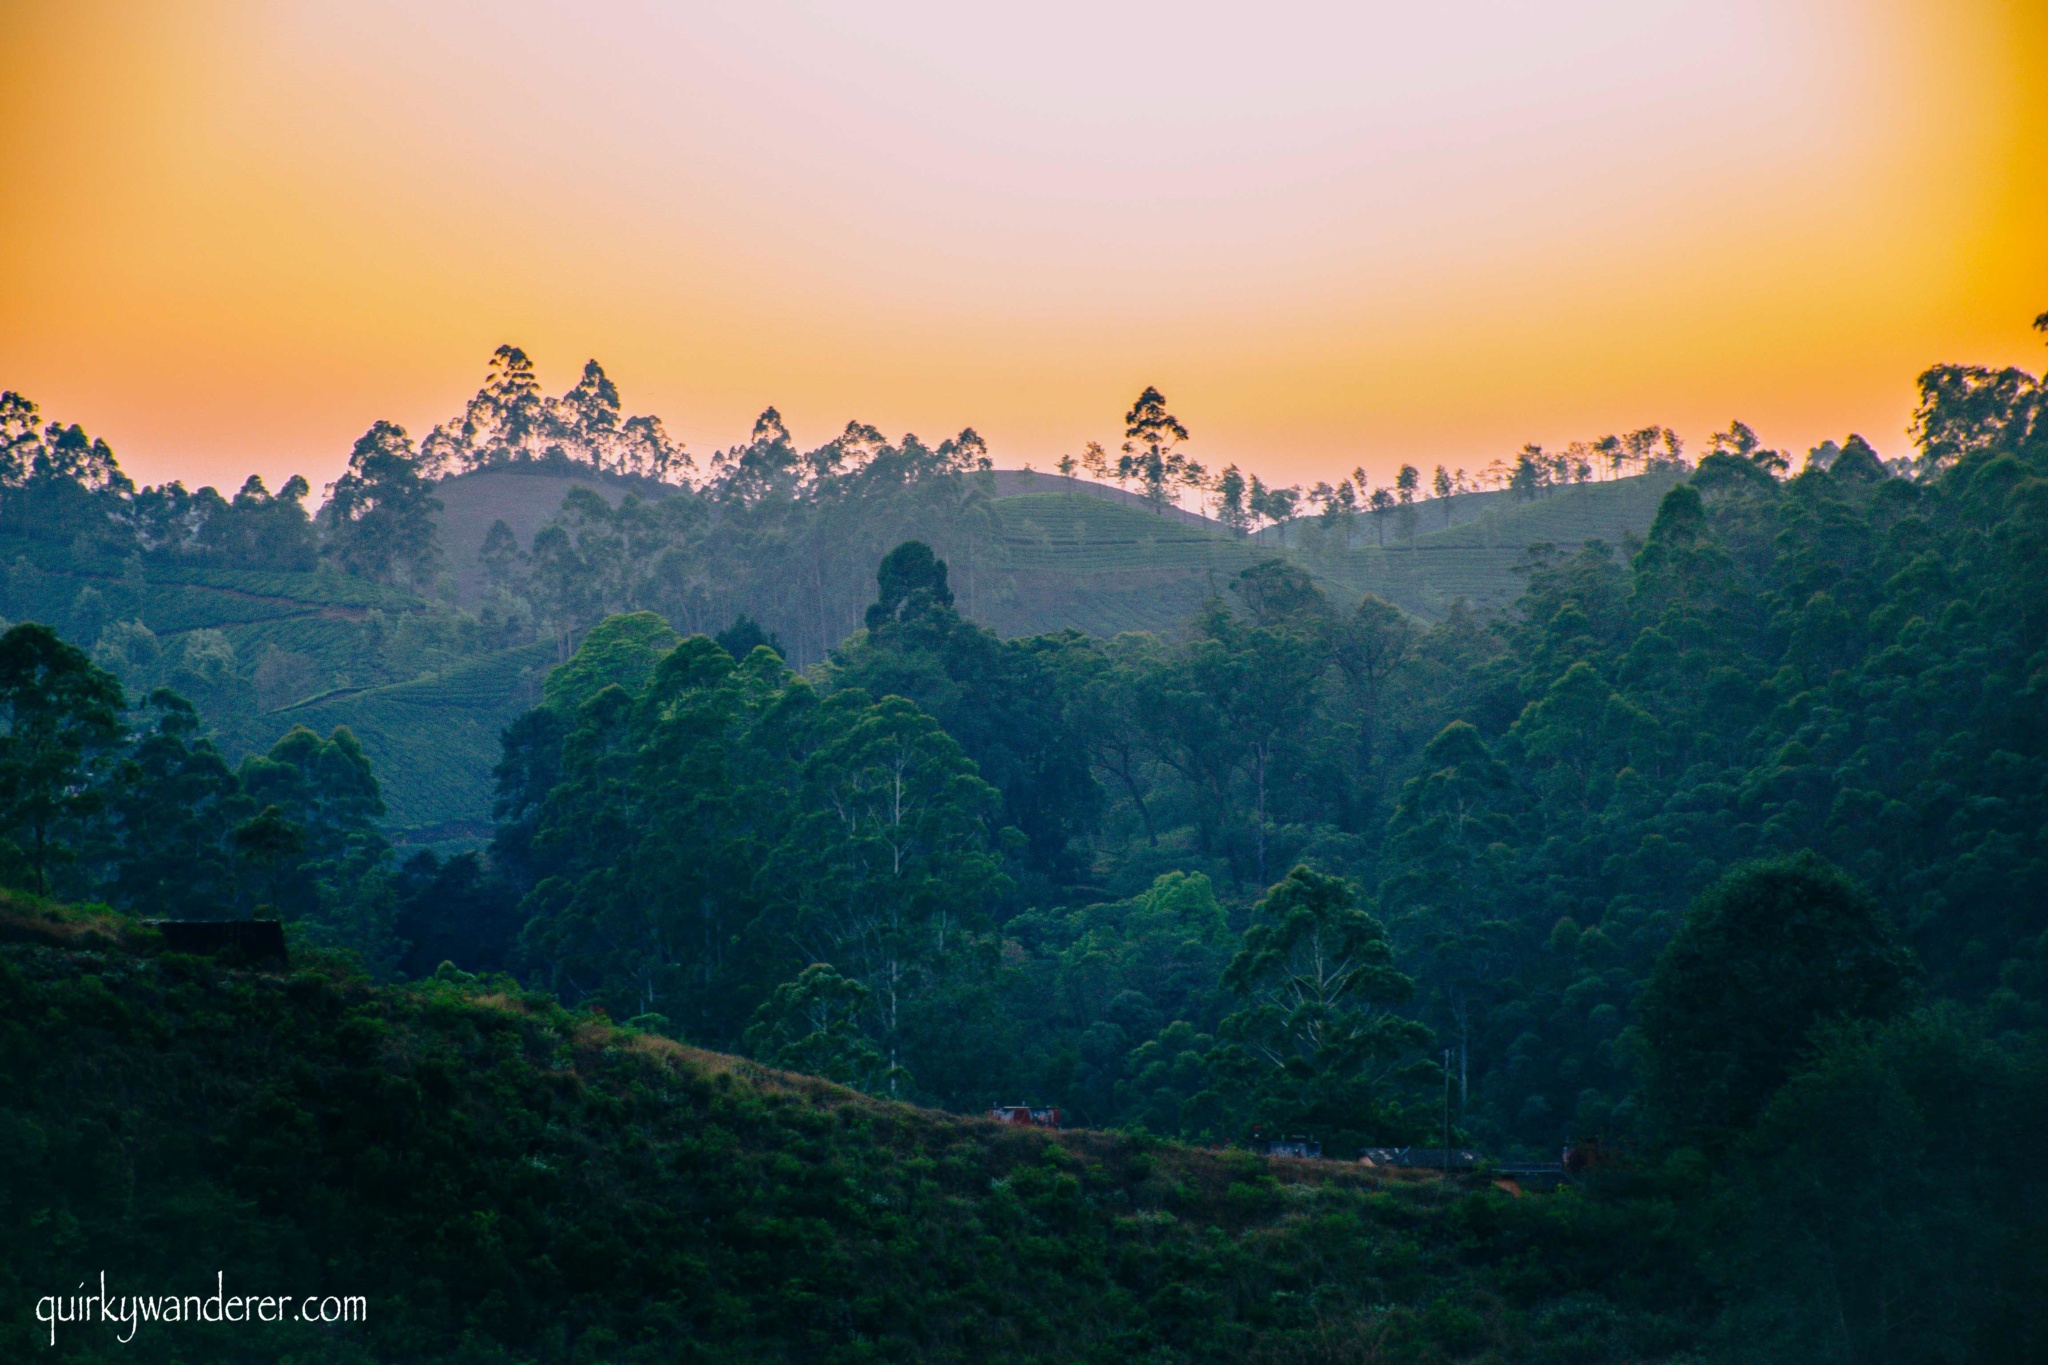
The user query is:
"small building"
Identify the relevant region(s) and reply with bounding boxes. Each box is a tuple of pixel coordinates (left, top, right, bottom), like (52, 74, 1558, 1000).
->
(1265, 1137, 1322, 1160)
(990, 1105, 1062, 1128)
(151, 919, 289, 969)
(1358, 1146, 1483, 1171)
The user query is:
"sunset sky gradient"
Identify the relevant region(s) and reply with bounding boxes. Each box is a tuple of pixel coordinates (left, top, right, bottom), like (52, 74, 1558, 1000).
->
(2, 0, 2044, 496)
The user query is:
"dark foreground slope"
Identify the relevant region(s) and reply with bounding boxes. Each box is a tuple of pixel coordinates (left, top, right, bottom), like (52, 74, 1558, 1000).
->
(0, 898, 1702, 1365)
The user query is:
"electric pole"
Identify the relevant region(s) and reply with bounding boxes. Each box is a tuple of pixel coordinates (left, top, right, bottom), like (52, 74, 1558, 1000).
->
(1442, 1047, 1452, 1175)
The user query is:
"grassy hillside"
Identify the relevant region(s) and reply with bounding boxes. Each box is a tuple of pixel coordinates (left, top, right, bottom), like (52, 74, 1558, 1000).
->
(1258, 472, 1685, 618)
(436, 466, 675, 606)
(0, 546, 420, 638)
(986, 469, 1220, 526)
(424, 469, 1678, 638)
(0, 896, 1703, 1364)
(450, 472, 1679, 643)
(0, 541, 542, 839)
(980, 492, 1292, 636)
(280, 640, 559, 840)
(975, 474, 1676, 631)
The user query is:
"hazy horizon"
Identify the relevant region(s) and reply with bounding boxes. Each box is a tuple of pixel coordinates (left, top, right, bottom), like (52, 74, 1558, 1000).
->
(3, 0, 2044, 497)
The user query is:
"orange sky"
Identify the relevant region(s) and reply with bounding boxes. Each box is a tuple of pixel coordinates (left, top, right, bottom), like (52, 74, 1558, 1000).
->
(1, 0, 2044, 498)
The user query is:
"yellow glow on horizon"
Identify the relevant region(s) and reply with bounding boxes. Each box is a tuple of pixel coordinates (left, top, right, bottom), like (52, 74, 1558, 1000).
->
(1, 0, 2043, 497)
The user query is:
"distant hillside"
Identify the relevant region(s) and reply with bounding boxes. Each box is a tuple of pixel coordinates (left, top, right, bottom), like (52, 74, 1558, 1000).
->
(977, 491, 1285, 636)
(425, 468, 1679, 635)
(0, 537, 546, 840)
(278, 640, 558, 842)
(971, 472, 1679, 632)
(0, 542, 421, 636)
(0, 898, 1701, 1364)
(1266, 470, 1685, 617)
(986, 468, 1220, 527)
(0, 469, 1678, 841)
(435, 465, 676, 606)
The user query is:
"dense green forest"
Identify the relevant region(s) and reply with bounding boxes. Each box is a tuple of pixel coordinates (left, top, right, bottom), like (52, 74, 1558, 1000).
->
(7, 327, 2048, 1360)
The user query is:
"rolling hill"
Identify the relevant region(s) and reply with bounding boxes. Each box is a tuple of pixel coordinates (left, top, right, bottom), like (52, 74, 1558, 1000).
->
(973, 469, 1680, 630)
(430, 464, 1679, 631)
(976, 490, 1283, 637)
(276, 640, 559, 843)
(435, 465, 677, 606)
(0, 894, 1700, 1364)
(1265, 470, 1685, 618)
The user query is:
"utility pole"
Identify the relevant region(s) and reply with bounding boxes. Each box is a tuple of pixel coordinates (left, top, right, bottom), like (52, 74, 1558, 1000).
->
(1442, 1047, 1452, 1175)
(1454, 993, 1469, 1110)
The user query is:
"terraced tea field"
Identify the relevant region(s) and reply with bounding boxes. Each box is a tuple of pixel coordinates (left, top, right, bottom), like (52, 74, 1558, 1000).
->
(979, 492, 1303, 637)
(0, 550, 417, 634)
(280, 640, 560, 840)
(981, 471, 1678, 630)
(1266, 471, 1684, 617)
